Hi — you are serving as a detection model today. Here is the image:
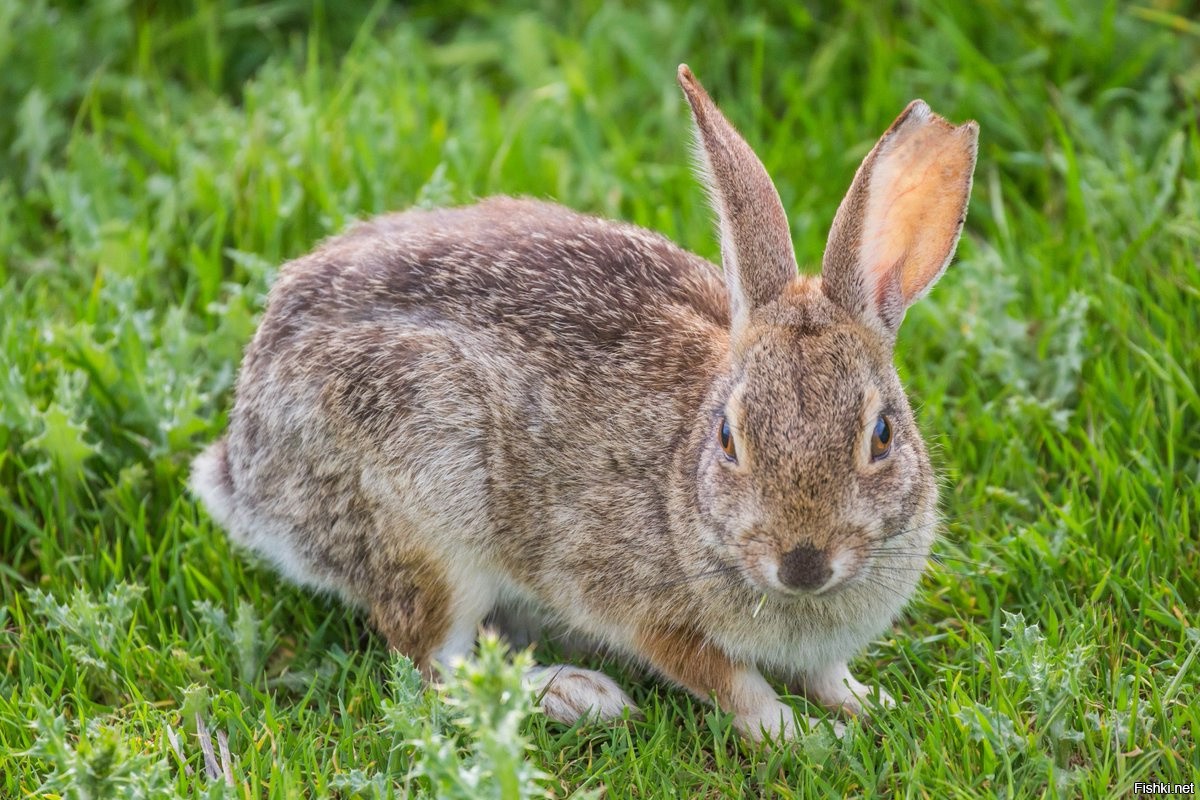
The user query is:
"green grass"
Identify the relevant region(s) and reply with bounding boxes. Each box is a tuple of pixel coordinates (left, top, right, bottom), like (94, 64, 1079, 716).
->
(2, 0, 1198, 796)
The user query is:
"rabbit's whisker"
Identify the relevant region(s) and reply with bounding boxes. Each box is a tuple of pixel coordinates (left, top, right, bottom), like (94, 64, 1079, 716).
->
(875, 519, 943, 542)
(864, 548, 983, 567)
(856, 576, 914, 605)
(644, 565, 742, 592)
(862, 564, 934, 575)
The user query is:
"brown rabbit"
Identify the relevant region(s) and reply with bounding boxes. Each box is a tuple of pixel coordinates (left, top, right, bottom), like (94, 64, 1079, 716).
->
(192, 65, 978, 741)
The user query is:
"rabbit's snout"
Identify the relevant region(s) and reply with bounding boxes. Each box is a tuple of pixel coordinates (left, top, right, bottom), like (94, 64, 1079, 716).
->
(761, 540, 862, 596)
(778, 545, 831, 592)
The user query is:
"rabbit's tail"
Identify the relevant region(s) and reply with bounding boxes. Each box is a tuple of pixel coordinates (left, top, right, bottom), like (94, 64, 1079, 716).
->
(190, 437, 237, 528)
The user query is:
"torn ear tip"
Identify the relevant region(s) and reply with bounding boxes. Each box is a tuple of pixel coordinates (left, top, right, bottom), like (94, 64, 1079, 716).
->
(958, 119, 981, 148)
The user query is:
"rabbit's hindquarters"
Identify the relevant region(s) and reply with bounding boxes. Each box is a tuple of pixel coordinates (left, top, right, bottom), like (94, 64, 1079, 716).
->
(201, 323, 510, 674)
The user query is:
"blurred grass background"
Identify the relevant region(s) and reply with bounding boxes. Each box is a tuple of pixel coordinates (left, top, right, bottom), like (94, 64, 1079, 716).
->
(1, 0, 1198, 796)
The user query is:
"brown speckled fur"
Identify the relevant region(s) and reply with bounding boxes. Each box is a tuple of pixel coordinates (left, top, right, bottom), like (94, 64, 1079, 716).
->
(191, 66, 978, 741)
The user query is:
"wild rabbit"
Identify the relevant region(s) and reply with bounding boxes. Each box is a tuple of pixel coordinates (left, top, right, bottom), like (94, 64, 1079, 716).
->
(192, 65, 978, 741)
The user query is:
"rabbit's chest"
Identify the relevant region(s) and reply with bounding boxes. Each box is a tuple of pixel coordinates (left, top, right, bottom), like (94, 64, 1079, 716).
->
(707, 596, 896, 674)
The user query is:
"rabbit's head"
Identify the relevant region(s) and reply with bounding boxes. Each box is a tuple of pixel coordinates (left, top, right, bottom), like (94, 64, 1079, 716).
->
(678, 66, 977, 601)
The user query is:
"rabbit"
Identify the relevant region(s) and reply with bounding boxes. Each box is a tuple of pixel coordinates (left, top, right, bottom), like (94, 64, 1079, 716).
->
(191, 64, 978, 742)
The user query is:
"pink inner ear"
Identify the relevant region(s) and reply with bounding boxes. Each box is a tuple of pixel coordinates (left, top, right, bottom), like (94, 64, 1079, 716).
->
(859, 115, 977, 306)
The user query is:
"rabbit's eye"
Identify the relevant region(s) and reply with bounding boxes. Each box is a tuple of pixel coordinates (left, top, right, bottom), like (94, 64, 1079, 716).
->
(718, 417, 737, 462)
(870, 415, 892, 461)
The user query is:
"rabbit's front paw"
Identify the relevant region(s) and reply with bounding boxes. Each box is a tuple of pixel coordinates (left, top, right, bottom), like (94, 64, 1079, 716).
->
(800, 662, 894, 718)
(525, 665, 641, 725)
(734, 699, 844, 743)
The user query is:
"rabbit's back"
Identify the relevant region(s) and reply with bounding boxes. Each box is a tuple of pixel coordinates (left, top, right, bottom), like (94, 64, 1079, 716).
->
(255, 197, 728, 359)
(199, 197, 730, 608)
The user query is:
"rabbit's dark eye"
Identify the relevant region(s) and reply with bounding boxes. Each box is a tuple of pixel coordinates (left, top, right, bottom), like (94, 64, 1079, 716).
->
(870, 415, 892, 461)
(718, 417, 737, 462)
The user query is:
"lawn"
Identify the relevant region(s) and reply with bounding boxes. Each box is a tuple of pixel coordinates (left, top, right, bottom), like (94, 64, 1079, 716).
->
(1, 0, 1198, 796)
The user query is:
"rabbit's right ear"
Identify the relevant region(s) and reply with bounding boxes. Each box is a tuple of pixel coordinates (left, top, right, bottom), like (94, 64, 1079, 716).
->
(821, 101, 978, 341)
(678, 65, 797, 340)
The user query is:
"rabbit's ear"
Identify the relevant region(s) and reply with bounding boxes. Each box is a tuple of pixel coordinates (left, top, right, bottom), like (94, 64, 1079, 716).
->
(678, 65, 797, 338)
(821, 100, 978, 340)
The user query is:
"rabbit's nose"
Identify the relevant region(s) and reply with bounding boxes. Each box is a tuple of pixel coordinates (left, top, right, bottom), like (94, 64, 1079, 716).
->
(778, 545, 832, 592)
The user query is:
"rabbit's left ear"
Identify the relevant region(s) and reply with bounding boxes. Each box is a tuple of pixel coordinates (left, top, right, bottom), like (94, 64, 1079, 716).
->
(678, 65, 797, 340)
(821, 101, 978, 341)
